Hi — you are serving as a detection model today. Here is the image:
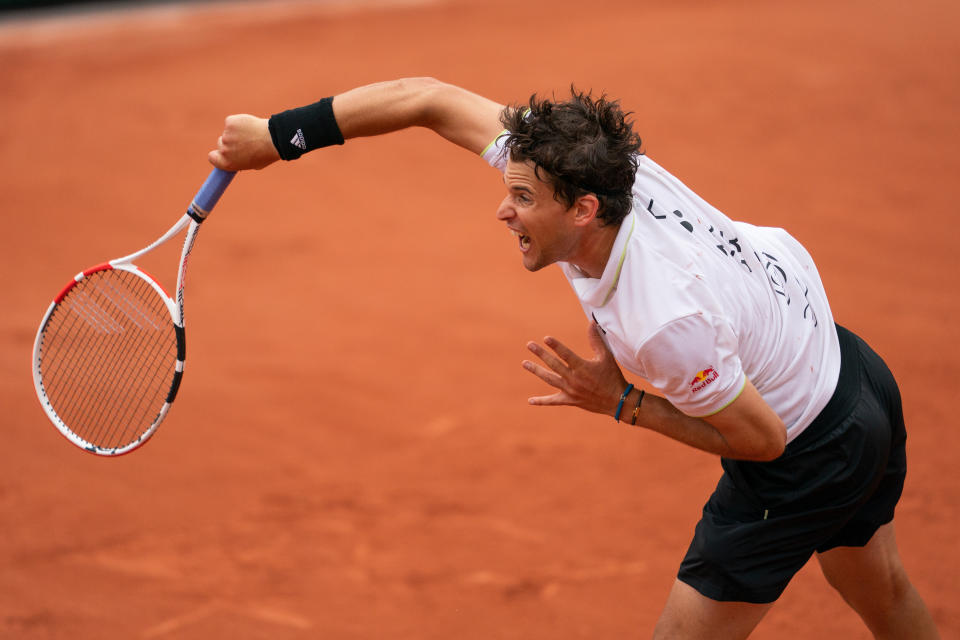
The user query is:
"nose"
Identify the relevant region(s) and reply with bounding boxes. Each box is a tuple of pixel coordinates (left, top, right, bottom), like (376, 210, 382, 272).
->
(495, 195, 514, 221)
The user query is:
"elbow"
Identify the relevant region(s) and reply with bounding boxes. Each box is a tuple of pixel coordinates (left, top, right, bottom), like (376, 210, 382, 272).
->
(751, 426, 787, 462)
(390, 76, 452, 126)
(393, 76, 449, 102)
(394, 76, 445, 93)
(725, 420, 787, 462)
(753, 442, 786, 462)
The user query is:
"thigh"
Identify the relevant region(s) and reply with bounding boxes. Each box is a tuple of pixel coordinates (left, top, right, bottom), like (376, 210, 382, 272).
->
(653, 579, 772, 640)
(817, 521, 941, 639)
(817, 522, 903, 596)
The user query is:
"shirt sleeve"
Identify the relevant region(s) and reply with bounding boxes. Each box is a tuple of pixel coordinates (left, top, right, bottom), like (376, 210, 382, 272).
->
(482, 130, 509, 171)
(637, 312, 746, 417)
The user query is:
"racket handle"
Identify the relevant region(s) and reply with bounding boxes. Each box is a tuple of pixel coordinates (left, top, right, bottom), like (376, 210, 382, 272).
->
(191, 168, 236, 218)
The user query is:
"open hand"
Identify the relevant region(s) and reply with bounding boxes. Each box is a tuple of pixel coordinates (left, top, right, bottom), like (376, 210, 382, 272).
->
(522, 323, 630, 417)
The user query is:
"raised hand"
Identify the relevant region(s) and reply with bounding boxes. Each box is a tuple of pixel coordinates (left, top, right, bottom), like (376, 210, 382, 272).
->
(522, 322, 630, 417)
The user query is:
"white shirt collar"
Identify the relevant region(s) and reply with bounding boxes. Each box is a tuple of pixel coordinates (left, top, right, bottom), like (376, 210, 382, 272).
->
(561, 211, 636, 308)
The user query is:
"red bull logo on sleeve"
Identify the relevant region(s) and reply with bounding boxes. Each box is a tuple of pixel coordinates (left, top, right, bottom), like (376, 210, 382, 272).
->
(689, 367, 719, 393)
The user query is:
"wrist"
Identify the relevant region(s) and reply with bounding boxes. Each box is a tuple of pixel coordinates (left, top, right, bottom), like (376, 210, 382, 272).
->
(268, 96, 344, 161)
(613, 383, 634, 422)
(628, 388, 646, 425)
(612, 385, 646, 425)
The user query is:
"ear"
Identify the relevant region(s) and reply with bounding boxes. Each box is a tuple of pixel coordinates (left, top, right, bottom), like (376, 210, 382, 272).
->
(571, 193, 601, 227)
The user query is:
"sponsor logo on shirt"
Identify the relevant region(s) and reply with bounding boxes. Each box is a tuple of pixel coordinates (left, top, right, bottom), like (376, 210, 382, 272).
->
(690, 367, 719, 393)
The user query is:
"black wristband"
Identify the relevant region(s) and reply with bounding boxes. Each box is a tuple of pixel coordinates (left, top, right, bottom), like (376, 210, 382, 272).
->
(268, 96, 344, 161)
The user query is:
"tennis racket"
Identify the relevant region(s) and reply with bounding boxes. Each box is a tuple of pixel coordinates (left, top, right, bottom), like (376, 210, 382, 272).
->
(32, 168, 236, 456)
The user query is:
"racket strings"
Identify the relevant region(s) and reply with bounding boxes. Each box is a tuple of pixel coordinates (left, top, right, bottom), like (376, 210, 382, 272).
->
(46, 277, 172, 446)
(38, 269, 177, 450)
(65, 275, 170, 440)
(55, 275, 173, 443)
(45, 281, 162, 444)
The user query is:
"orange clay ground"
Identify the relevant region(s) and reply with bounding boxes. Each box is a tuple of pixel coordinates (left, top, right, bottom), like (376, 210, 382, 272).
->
(1, 0, 957, 637)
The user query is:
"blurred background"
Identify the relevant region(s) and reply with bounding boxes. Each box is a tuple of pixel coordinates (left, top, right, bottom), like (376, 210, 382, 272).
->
(2, 0, 957, 638)
(1, 0, 182, 12)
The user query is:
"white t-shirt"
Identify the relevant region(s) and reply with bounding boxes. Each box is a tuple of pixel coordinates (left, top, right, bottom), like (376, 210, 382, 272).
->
(485, 137, 841, 442)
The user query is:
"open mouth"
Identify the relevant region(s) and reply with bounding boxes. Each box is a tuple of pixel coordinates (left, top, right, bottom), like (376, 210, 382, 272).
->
(511, 229, 532, 252)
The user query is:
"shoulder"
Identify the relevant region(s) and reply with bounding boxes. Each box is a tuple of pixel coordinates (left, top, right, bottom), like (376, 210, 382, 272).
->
(618, 227, 724, 332)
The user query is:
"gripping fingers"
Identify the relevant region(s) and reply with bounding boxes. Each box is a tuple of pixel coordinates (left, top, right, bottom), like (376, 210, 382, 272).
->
(209, 114, 279, 171)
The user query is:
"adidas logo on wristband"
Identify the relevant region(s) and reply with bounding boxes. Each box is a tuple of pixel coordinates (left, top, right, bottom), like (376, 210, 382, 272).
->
(290, 129, 306, 150)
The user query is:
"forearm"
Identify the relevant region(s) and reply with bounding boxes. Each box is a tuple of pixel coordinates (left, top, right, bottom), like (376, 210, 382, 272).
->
(622, 389, 738, 458)
(621, 387, 785, 462)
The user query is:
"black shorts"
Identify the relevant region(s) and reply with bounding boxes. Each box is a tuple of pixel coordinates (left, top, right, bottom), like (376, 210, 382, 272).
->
(676, 324, 907, 604)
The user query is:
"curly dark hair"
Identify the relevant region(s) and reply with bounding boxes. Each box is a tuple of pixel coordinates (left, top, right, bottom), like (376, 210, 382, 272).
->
(500, 88, 642, 226)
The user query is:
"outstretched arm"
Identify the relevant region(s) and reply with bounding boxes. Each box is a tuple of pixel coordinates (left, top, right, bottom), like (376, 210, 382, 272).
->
(209, 77, 504, 171)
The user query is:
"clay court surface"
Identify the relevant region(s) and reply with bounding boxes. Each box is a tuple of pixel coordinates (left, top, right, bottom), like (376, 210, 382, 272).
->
(1, 0, 958, 637)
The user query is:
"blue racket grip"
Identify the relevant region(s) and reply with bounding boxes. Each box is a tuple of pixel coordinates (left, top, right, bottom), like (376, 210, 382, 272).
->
(191, 168, 236, 217)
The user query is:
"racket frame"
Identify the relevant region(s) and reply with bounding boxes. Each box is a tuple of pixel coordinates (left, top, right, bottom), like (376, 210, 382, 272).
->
(32, 168, 234, 456)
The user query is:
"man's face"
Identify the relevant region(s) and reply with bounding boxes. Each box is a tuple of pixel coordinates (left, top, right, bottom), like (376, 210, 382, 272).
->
(496, 159, 578, 272)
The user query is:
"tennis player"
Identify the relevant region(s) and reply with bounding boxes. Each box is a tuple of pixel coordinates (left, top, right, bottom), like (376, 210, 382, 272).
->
(208, 78, 939, 639)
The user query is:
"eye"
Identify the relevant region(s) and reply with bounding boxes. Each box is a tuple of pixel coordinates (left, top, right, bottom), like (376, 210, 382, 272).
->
(515, 192, 532, 205)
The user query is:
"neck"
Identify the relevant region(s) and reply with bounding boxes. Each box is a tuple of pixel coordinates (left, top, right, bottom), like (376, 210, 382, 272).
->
(569, 220, 622, 279)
